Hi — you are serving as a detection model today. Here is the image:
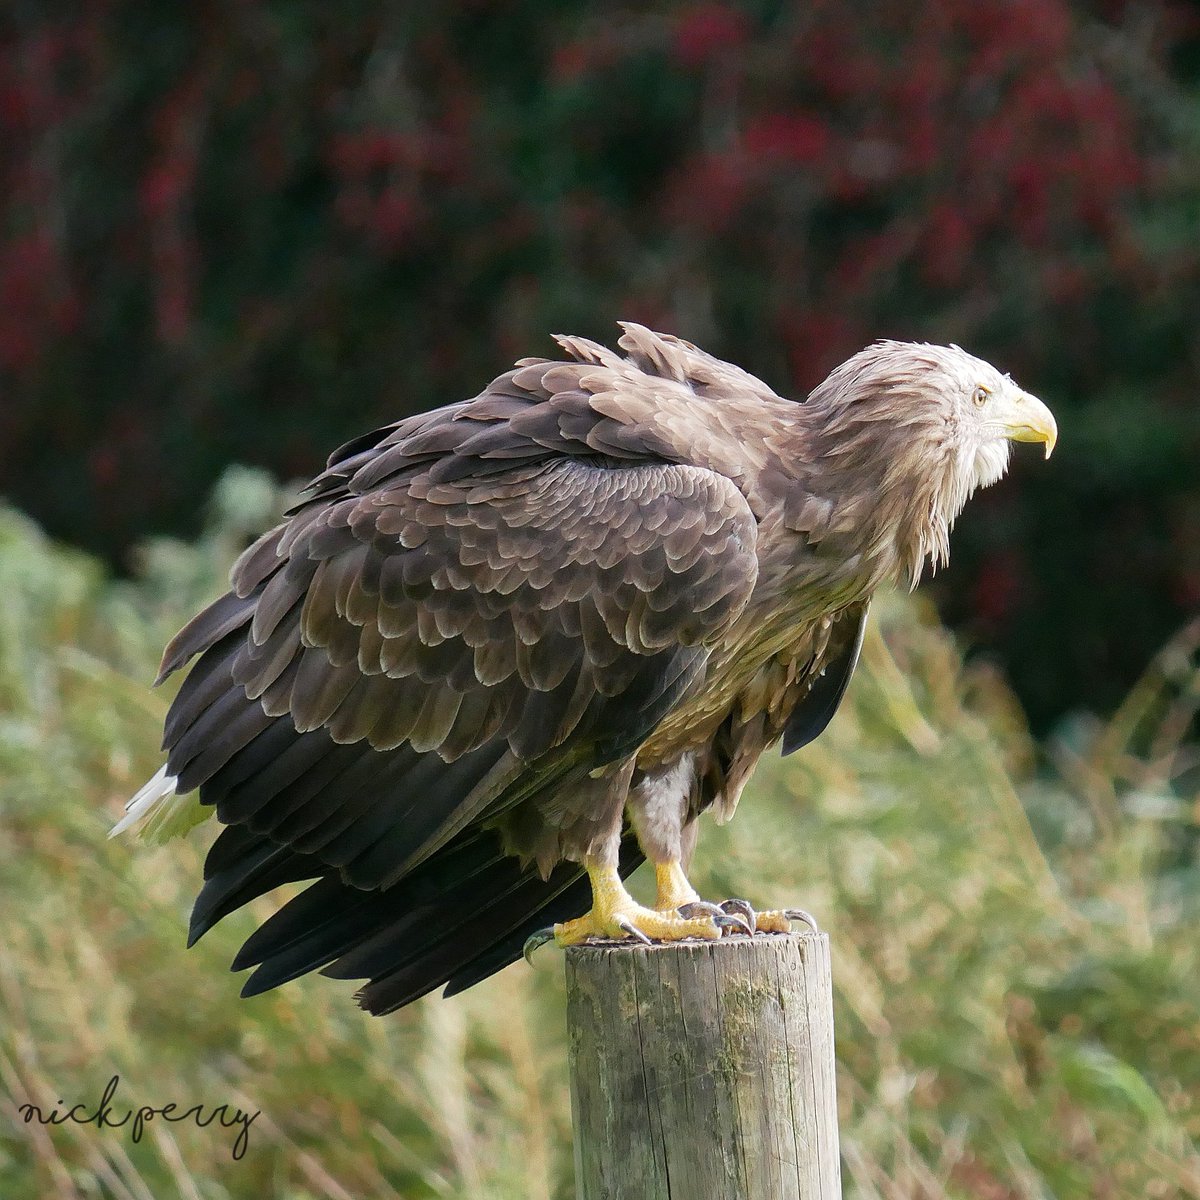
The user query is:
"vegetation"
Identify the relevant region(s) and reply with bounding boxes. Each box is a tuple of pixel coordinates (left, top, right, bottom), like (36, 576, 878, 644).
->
(1, 470, 1197, 1199)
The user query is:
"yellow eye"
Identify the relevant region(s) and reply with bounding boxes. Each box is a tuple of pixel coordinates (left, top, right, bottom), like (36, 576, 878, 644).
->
(973, 385, 990, 407)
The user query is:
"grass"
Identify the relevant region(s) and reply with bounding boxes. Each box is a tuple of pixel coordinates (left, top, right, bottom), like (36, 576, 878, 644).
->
(0, 468, 1197, 1199)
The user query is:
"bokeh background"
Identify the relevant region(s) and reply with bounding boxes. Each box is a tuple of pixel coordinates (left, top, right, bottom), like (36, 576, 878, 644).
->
(3, 0, 1200, 726)
(1, 3, 1199, 1198)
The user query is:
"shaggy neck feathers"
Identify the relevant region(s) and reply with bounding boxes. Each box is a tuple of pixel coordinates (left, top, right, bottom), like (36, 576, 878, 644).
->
(802, 345, 1009, 588)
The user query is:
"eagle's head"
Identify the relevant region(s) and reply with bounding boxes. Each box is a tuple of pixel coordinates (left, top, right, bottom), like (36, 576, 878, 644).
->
(807, 340, 1058, 584)
(921, 341, 1057, 489)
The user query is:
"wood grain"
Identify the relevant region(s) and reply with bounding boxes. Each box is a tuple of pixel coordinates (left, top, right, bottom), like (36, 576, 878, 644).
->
(565, 931, 841, 1199)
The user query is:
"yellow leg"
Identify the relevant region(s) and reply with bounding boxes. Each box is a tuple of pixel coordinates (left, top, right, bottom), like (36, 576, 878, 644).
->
(653, 860, 701, 912)
(553, 859, 720, 947)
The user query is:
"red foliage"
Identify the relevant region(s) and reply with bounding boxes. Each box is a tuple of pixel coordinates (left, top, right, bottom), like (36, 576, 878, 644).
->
(664, 150, 748, 234)
(0, 0, 1194, 724)
(0, 232, 78, 372)
(779, 310, 864, 388)
(743, 112, 831, 165)
(672, 4, 750, 68)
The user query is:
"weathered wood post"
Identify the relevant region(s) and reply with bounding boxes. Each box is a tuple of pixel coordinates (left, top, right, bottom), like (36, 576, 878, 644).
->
(565, 931, 841, 1199)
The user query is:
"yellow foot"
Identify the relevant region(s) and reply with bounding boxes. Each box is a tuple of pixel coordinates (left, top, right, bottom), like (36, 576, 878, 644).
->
(651, 860, 818, 938)
(521, 861, 819, 966)
(754, 909, 794, 934)
(545, 860, 720, 948)
(554, 902, 720, 947)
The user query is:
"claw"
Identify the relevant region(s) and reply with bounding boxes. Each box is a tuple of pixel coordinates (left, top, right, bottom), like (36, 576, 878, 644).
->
(616, 918, 653, 946)
(717, 898, 757, 936)
(784, 908, 820, 934)
(719, 898, 757, 926)
(523, 926, 556, 966)
(678, 900, 753, 936)
(714, 911, 754, 936)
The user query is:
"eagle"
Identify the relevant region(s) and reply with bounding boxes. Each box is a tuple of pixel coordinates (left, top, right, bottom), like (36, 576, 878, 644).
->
(115, 324, 1056, 1014)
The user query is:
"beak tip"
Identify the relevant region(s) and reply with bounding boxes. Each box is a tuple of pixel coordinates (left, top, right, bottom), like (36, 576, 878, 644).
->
(1012, 391, 1057, 461)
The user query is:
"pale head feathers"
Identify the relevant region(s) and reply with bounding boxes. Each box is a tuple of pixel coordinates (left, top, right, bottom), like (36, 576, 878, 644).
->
(804, 339, 1029, 586)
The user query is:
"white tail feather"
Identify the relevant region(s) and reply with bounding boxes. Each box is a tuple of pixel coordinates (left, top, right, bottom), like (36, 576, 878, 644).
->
(110, 765, 206, 842)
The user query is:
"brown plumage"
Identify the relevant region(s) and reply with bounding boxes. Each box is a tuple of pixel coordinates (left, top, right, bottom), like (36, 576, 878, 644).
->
(119, 323, 1056, 1013)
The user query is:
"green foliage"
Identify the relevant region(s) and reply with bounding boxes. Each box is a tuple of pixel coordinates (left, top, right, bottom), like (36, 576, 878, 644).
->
(0, 475, 1197, 1198)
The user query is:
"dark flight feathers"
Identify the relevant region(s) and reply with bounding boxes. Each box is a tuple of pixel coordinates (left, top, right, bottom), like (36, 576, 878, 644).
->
(781, 602, 869, 756)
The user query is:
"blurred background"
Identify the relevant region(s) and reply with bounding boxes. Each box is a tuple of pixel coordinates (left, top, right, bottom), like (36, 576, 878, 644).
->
(2, 0, 1199, 727)
(1, 3, 1199, 1198)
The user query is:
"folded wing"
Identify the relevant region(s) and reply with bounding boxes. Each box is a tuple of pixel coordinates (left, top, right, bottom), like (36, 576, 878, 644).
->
(157, 378, 761, 1003)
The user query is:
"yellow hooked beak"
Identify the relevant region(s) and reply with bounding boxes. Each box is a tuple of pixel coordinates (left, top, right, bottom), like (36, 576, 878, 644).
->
(996, 390, 1058, 459)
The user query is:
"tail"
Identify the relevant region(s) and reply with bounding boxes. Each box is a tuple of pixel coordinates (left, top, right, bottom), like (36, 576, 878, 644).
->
(194, 825, 645, 1015)
(115, 572, 263, 843)
(110, 765, 209, 843)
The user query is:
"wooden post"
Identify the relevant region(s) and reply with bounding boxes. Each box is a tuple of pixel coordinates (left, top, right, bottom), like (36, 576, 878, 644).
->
(565, 932, 841, 1200)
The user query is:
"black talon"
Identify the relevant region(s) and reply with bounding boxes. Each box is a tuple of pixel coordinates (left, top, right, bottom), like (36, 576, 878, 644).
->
(523, 926, 556, 966)
(714, 911, 754, 936)
(719, 898, 758, 935)
(784, 908, 820, 933)
(719, 898, 758, 928)
(617, 919, 653, 945)
(676, 901, 750, 936)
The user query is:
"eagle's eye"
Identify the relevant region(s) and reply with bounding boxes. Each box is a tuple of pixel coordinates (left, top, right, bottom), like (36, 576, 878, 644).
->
(972, 385, 990, 407)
